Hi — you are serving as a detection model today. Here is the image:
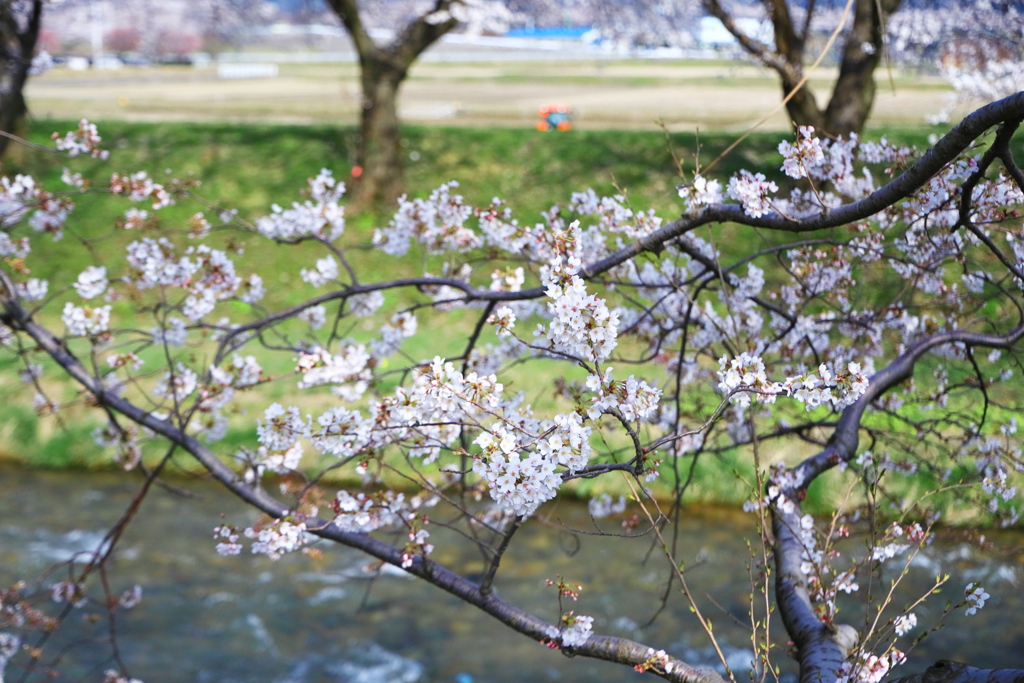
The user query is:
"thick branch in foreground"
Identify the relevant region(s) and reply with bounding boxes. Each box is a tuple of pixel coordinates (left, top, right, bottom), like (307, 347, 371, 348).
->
(211, 93, 1024, 348)
(889, 661, 1024, 683)
(769, 325, 1024, 683)
(0, 294, 726, 683)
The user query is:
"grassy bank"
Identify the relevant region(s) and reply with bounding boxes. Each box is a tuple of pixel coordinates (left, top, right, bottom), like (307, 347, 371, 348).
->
(0, 118, 973, 516)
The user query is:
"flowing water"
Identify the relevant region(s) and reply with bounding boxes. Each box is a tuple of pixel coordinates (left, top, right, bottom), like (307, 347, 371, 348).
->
(1, 465, 1021, 682)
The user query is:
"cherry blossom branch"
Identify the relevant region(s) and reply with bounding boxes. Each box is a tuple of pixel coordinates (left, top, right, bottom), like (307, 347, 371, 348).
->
(584, 92, 1024, 277)
(761, 319, 1024, 683)
(0, 291, 728, 683)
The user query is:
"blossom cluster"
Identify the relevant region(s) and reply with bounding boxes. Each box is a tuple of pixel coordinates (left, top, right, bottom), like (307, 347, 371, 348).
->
(51, 119, 108, 159)
(332, 490, 416, 533)
(539, 227, 619, 363)
(62, 302, 112, 337)
(727, 171, 778, 217)
(244, 518, 309, 560)
(256, 169, 345, 241)
(373, 181, 479, 256)
(557, 612, 593, 647)
(678, 174, 723, 211)
(778, 126, 826, 179)
(964, 582, 990, 616)
(585, 368, 661, 422)
(717, 354, 870, 411)
(473, 427, 562, 517)
(835, 650, 906, 683)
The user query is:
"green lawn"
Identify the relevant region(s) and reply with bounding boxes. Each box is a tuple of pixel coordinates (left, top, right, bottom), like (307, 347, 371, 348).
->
(1, 118, 1004, 522)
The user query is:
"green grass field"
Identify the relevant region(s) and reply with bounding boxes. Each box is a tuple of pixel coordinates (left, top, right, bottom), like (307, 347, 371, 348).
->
(26, 59, 963, 132)
(1, 59, 1010, 520)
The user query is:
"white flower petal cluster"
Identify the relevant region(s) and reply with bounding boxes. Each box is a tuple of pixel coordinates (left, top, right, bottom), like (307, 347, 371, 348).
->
(110, 171, 171, 209)
(490, 266, 524, 292)
(678, 174, 723, 211)
(256, 169, 345, 241)
(473, 426, 562, 517)
(16, 278, 48, 302)
(783, 362, 870, 411)
(835, 650, 906, 683)
(153, 362, 198, 402)
(349, 290, 385, 316)
(298, 304, 327, 329)
(121, 207, 148, 230)
(103, 669, 144, 683)
(834, 570, 859, 594)
(257, 403, 308, 451)
(73, 265, 108, 299)
(536, 411, 592, 474)
(0, 632, 22, 663)
(255, 442, 303, 474)
(370, 312, 418, 359)
(244, 518, 308, 560)
(124, 238, 197, 290)
(49, 580, 87, 607)
(894, 613, 917, 637)
(229, 354, 263, 387)
(559, 613, 594, 647)
(586, 367, 661, 422)
(0, 232, 29, 257)
(310, 407, 370, 457)
(487, 305, 517, 337)
(213, 524, 241, 556)
(331, 490, 432, 533)
(727, 170, 778, 217)
(1, 174, 35, 227)
(542, 254, 619, 363)
(62, 302, 111, 337)
(401, 527, 433, 568)
(779, 126, 826, 179)
(52, 119, 108, 158)
(296, 344, 371, 390)
(569, 189, 661, 238)
(151, 316, 188, 347)
(301, 255, 339, 287)
(717, 352, 783, 406)
(373, 181, 480, 256)
(964, 583, 990, 616)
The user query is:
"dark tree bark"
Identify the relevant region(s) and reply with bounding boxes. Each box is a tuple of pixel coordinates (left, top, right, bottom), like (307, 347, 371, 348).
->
(702, 0, 902, 137)
(0, 0, 43, 163)
(325, 0, 458, 206)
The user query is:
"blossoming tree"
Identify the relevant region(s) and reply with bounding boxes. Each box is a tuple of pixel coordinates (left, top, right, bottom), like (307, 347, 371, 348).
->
(3, 94, 1024, 682)
(701, 0, 902, 136)
(889, 1, 1024, 123)
(322, 0, 514, 205)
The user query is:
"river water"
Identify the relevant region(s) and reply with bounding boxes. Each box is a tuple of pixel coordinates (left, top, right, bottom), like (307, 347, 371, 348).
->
(1, 465, 1021, 682)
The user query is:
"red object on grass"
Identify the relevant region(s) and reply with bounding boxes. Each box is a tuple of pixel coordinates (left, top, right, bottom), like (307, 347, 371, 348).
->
(352, 166, 363, 178)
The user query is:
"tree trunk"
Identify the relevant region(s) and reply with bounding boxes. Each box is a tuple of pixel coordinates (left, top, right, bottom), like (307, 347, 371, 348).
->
(780, 74, 826, 131)
(820, 0, 890, 137)
(0, 0, 42, 164)
(355, 60, 406, 207)
(0, 77, 28, 161)
(326, 0, 458, 208)
(705, 0, 902, 137)
(765, 0, 827, 131)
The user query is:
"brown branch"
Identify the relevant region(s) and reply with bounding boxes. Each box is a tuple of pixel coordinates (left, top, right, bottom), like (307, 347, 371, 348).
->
(0, 291, 726, 683)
